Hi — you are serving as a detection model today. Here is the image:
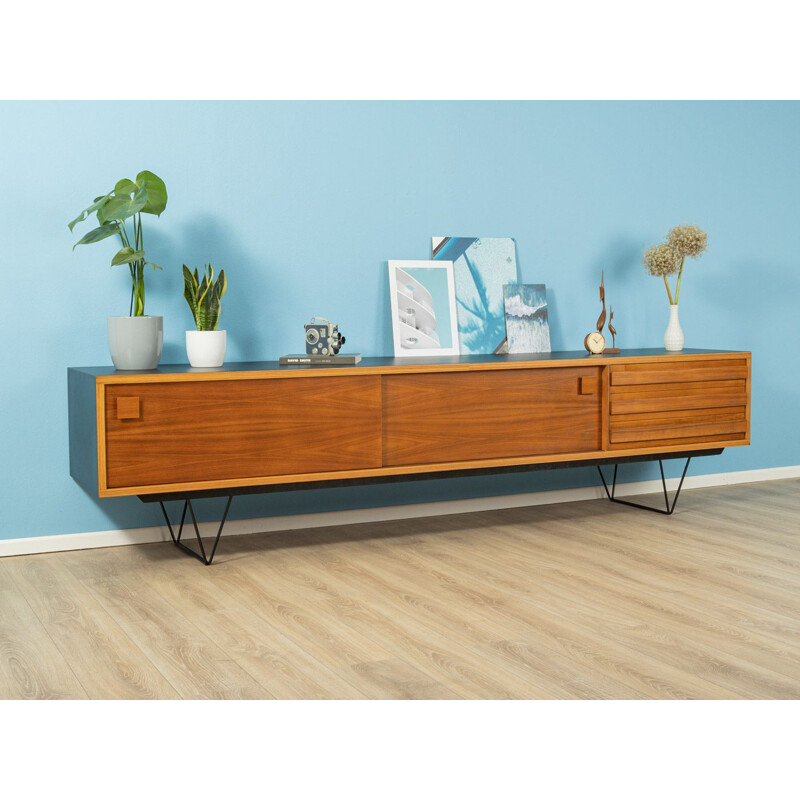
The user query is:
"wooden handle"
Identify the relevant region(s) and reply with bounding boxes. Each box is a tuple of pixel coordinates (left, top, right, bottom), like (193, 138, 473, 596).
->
(116, 396, 140, 420)
(580, 377, 599, 395)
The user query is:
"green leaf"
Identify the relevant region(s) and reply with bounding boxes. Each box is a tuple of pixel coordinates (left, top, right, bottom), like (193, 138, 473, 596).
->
(209, 292, 221, 330)
(136, 170, 167, 216)
(72, 222, 121, 249)
(197, 279, 210, 312)
(145, 261, 162, 271)
(183, 264, 199, 328)
(114, 178, 137, 195)
(111, 247, 145, 266)
(68, 192, 112, 232)
(102, 184, 147, 221)
(133, 262, 145, 316)
(217, 269, 227, 299)
(99, 181, 134, 225)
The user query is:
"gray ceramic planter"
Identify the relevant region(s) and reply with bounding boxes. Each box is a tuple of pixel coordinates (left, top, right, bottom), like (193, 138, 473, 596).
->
(107, 315, 163, 370)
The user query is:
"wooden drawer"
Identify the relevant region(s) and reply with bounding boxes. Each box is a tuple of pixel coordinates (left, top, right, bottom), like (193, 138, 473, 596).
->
(103, 376, 382, 490)
(383, 367, 602, 467)
(608, 358, 749, 449)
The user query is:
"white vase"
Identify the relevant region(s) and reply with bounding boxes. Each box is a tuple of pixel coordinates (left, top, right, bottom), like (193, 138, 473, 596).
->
(663, 304, 684, 352)
(186, 330, 227, 368)
(107, 316, 163, 370)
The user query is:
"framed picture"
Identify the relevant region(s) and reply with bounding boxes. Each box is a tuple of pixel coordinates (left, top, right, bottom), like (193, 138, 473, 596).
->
(503, 284, 551, 353)
(432, 237, 519, 354)
(388, 260, 460, 357)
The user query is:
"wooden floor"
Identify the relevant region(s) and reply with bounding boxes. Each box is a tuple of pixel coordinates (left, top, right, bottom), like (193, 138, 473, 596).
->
(1, 478, 799, 699)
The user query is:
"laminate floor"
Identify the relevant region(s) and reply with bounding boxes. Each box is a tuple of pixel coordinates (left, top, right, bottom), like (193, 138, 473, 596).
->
(1, 478, 799, 699)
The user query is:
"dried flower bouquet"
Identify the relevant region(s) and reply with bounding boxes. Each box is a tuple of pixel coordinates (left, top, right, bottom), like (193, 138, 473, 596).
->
(643, 224, 708, 305)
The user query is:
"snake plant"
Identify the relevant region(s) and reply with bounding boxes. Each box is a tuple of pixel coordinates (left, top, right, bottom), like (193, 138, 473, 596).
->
(183, 264, 228, 331)
(68, 171, 168, 317)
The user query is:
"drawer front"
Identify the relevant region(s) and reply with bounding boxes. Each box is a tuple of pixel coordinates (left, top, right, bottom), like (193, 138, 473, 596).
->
(609, 358, 749, 449)
(104, 376, 382, 489)
(383, 367, 602, 467)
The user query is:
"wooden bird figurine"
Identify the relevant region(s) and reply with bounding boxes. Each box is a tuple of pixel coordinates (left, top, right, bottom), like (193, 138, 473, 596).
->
(608, 307, 616, 348)
(596, 271, 606, 333)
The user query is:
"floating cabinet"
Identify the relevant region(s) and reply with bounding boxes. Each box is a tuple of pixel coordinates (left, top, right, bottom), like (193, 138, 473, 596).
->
(68, 349, 751, 499)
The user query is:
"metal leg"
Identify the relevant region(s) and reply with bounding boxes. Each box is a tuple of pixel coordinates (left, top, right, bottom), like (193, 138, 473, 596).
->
(158, 496, 233, 565)
(597, 458, 691, 515)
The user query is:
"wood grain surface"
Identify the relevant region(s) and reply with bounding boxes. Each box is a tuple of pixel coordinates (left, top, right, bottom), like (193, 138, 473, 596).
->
(608, 356, 750, 450)
(104, 376, 382, 489)
(83, 352, 752, 496)
(382, 368, 602, 466)
(609, 358, 749, 386)
(1, 476, 798, 699)
(610, 408, 748, 444)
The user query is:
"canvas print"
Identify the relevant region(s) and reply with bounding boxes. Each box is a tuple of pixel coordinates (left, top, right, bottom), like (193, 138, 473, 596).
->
(503, 284, 551, 354)
(388, 260, 459, 357)
(432, 237, 520, 354)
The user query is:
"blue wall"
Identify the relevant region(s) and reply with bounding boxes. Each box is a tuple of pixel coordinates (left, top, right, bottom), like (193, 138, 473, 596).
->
(2, 101, 798, 540)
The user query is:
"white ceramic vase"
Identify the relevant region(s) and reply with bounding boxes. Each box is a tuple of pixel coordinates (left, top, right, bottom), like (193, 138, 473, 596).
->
(107, 316, 163, 370)
(663, 304, 684, 352)
(186, 330, 227, 368)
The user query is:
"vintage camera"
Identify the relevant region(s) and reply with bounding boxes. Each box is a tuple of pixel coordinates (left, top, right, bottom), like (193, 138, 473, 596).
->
(305, 317, 346, 356)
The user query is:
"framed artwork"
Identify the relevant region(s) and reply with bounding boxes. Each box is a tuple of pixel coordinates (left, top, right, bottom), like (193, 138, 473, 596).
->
(388, 260, 459, 357)
(432, 237, 520, 354)
(503, 284, 552, 353)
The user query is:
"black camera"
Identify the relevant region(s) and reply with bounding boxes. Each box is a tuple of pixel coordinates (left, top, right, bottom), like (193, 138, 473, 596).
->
(304, 317, 346, 356)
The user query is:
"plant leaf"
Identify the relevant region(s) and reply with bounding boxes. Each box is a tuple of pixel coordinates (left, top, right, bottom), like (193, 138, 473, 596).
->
(145, 261, 162, 271)
(111, 247, 145, 266)
(136, 170, 168, 216)
(72, 222, 121, 249)
(102, 184, 148, 221)
(68, 192, 112, 232)
(182, 264, 199, 327)
(133, 262, 145, 316)
(114, 178, 137, 195)
(208, 291, 221, 330)
(197, 273, 210, 311)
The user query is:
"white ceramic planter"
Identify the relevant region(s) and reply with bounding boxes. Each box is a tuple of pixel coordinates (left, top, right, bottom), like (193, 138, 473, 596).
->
(186, 330, 227, 368)
(108, 316, 163, 370)
(663, 304, 684, 352)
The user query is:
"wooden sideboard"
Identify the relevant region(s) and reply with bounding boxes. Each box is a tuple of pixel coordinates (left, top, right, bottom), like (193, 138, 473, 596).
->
(69, 349, 751, 499)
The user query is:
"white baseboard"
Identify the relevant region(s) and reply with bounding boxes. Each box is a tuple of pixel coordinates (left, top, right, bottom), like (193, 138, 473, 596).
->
(2, 464, 799, 559)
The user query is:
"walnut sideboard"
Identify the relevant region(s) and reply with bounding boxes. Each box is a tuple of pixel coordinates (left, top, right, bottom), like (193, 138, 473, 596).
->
(68, 348, 751, 563)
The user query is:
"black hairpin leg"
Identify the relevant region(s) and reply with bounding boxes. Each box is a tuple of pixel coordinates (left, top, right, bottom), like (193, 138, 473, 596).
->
(158, 496, 233, 565)
(597, 458, 691, 515)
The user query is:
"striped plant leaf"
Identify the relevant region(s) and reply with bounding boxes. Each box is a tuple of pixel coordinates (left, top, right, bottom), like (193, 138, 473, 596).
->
(182, 265, 199, 328)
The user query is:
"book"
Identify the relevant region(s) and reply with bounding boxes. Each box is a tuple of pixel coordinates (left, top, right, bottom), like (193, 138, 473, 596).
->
(279, 353, 362, 366)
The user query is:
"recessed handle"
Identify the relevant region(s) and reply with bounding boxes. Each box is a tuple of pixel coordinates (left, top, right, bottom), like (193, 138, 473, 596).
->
(580, 377, 599, 395)
(116, 396, 140, 420)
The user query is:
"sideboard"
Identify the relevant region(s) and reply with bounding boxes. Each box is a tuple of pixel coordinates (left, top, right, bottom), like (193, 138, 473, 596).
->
(68, 348, 751, 563)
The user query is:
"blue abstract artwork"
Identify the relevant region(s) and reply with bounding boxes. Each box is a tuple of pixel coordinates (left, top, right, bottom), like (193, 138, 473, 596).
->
(432, 237, 519, 354)
(503, 284, 551, 354)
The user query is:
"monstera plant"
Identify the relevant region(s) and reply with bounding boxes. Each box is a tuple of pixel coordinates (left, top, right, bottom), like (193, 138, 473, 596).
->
(68, 171, 168, 370)
(69, 171, 168, 317)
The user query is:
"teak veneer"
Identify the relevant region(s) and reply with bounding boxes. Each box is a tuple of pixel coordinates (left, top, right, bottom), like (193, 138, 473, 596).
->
(68, 349, 751, 500)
